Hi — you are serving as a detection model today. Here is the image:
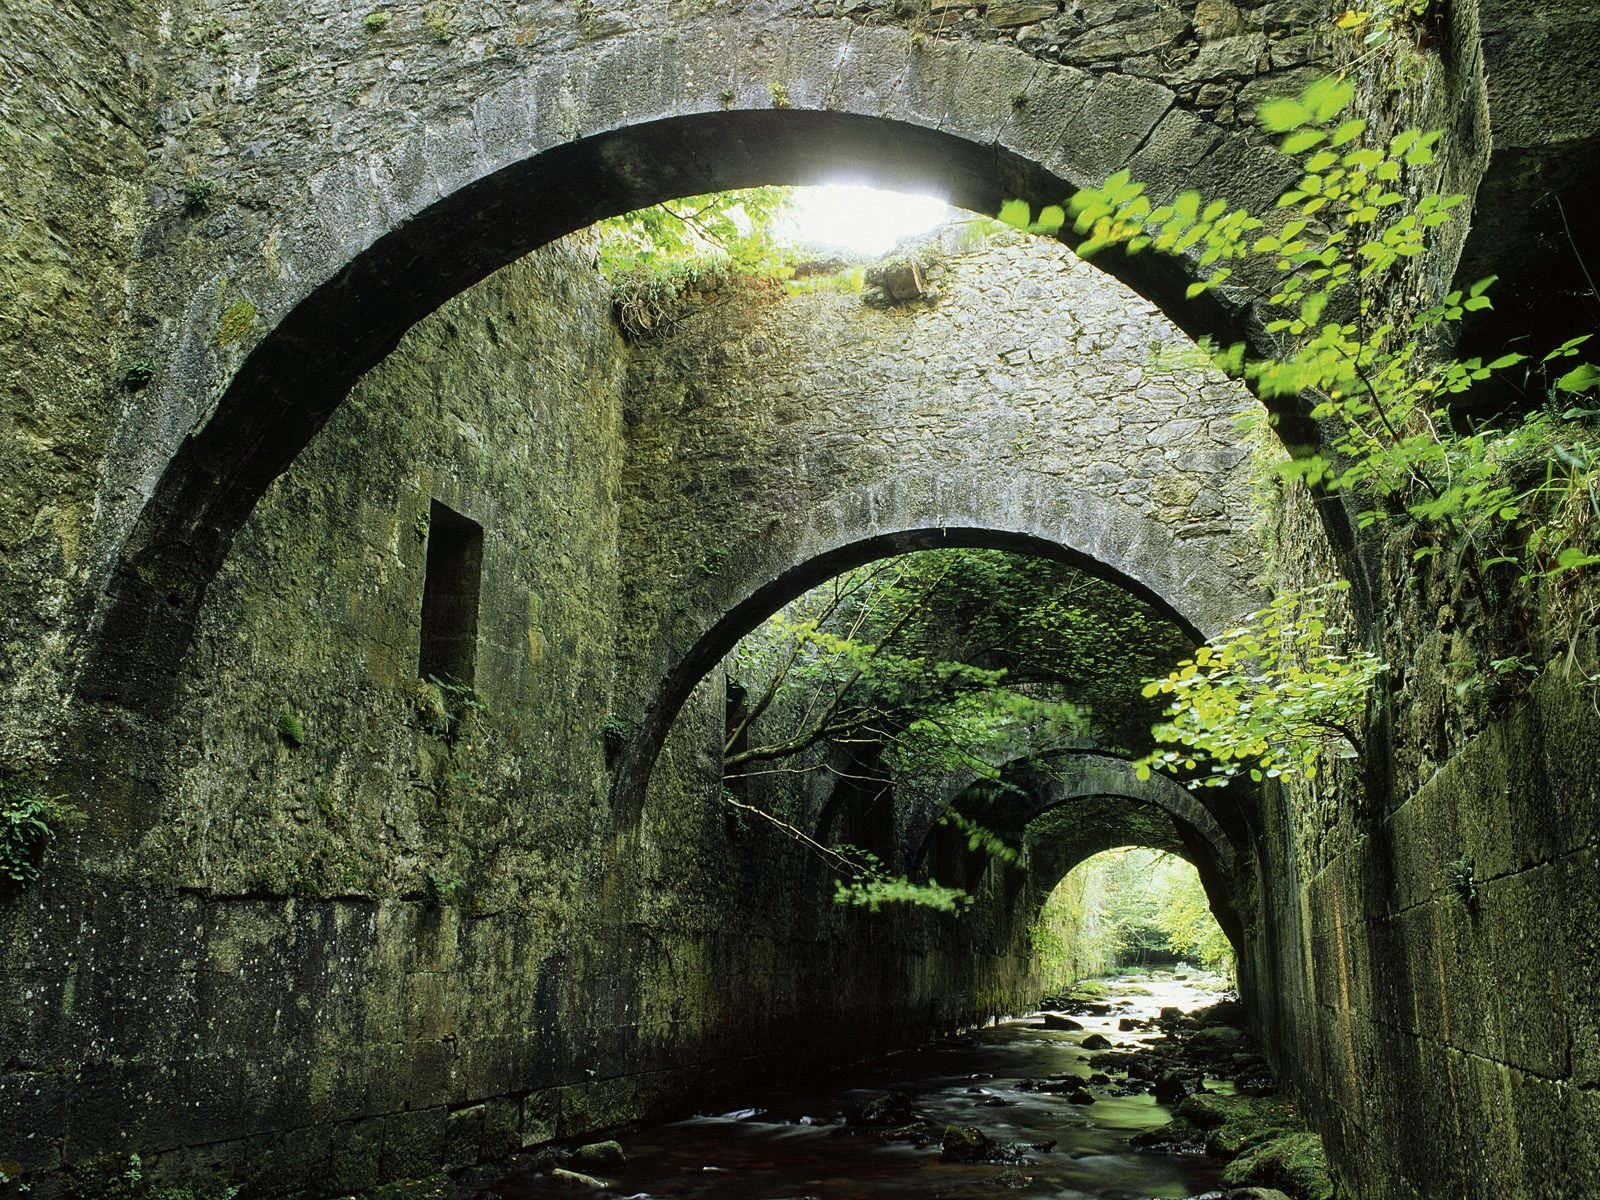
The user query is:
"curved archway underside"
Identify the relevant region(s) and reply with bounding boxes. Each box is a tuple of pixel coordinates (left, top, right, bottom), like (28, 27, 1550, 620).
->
(86, 14, 1313, 717)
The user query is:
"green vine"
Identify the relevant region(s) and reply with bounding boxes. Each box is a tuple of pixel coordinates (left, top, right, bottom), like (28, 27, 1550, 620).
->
(1045, 75, 1598, 651)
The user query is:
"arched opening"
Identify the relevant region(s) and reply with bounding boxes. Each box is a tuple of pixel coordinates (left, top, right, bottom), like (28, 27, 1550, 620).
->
(82, 100, 1329, 730)
(1031, 847, 1237, 994)
(643, 541, 1227, 920)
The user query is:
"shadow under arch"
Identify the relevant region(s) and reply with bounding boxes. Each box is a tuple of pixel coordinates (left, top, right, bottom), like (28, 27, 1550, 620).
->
(891, 750, 1246, 954)
(1009, 751, 1245, 949)
(1008, 750, 1239, 874)
(85, 101, 1333, 723)
(611, 525, 1222, 824)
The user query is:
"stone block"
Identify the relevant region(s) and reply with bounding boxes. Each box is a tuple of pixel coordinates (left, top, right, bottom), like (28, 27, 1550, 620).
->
(443, 1102, 484, 1169)
(1193, 0, 1244, 41)
(1556, 846, 1600, 1086)
(1484, 863, 1568, 1077)
(988, 2, 1058, 27)
(328, 1117, 385, 1194)
(480, 1096, 522, 1160)
(521, 1091, 559, 1149)
(380, 1107, 446, 1180)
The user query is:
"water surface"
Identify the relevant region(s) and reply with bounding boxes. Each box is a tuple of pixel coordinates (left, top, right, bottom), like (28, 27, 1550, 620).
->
(490, 976, 1229, 1200)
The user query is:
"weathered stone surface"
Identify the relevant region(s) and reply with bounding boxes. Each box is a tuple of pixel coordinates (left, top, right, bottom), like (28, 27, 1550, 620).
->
(611, 230, 1273, 805)
(987, 3, 1058, 28)
(0, 3, 1598, 1200)
(1194, 0, 1246, 41)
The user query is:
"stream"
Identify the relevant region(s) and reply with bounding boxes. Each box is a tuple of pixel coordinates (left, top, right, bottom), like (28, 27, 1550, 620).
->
(480, 975, 1237, 1200)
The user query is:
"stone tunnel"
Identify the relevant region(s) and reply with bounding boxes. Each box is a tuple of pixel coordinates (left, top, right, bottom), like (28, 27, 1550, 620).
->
(2, 0, 1599, 1198)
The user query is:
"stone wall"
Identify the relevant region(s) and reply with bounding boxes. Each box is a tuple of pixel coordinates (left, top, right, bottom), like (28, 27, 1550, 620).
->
(0, 2, 163, 764)
(4, 1, 1600, 1198)
(611, 225, 1272, 802)
(1245, 515, 1600, 1199)
(14, 231, 1195, 1197)
(1224, 7, 1600, 1194)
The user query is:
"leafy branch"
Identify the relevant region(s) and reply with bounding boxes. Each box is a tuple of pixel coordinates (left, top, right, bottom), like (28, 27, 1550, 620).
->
(1133, 582, 1385, 789)
(720, 550, 1189, 907)
(1032, 74, 1598, 645)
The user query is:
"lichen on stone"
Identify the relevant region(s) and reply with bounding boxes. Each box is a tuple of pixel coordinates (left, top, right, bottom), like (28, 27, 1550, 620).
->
(215, 299, 258, 347)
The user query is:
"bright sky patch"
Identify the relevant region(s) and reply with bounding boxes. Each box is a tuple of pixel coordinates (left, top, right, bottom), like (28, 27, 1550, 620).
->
(781, 184, 950, 256)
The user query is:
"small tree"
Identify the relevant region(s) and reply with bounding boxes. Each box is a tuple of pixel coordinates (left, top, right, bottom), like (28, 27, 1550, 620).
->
(1135, 582, 1384, 788)
(997, 75, 1597, 787)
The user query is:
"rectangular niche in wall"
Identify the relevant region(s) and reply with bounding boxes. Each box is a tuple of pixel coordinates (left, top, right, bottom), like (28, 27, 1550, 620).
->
(418, 500, 484, 685)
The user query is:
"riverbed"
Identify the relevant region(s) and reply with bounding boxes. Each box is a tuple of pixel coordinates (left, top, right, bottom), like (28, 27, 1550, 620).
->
(481, 974, 1236, 1200)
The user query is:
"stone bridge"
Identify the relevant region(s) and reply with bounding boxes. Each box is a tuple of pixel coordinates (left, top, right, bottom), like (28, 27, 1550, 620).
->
(3, 1, 1599, 1198)
(611, 231, 1269, 810)
(73, 0, 1319, 731)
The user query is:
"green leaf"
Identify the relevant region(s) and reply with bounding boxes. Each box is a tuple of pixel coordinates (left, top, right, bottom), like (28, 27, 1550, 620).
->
(1557, 363, 1600, 393)
(1306, 76, 1356, 122)
(998, 199, 1032, 229)
(1329, 117, 1368, 147)
(1258, 96, 1309, 133)
(1553, 547, 1600, 573)
(1032, 204, 1066, 235)
(1283, 128, 1327, 154)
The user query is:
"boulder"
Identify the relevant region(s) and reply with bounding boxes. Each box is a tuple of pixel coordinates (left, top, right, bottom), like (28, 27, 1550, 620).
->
(1196, 1001, 1246, 1028)
(1189, 1025, 1249, 1053)
(1129, 1117, 1206, 1154)
(1081, 1033, 1113, 1050)
(1154, 1070, 1194, 1106)
(1041, 1013, 1084, 1031)
(1030, 1075, 1088, 1093)
(566, 1140, 625, 1170)
(1177, 1093, 1279, 1130)
(845, 1090, 915, 1127)
(941, 1124, 995, 1163)
(550, 1168, 609, 1188)
(1221, 1131, 1335, 1200)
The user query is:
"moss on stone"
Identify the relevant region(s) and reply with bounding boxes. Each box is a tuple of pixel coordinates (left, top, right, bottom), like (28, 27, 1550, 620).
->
(215, 299, 257, 346)
(274, 706, 306, 747)
(1221, 1129, 1335, 1200)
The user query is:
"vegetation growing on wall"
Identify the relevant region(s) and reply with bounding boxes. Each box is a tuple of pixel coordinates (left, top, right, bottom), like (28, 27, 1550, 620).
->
(1, 774, 81, 892)
(1061, 77, 1598, 612)
(1136, 582, 1384, 788)
(595, 188, 797, 338)
(58, 1152, 237, 1200)
(997, 75, 1599, 787)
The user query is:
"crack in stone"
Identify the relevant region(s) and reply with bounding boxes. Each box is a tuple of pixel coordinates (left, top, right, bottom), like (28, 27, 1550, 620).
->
(990, 58, 1046, 147)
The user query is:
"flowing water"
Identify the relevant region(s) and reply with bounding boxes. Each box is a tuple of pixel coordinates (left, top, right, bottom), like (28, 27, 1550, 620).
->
(485, 976, 1231, 1200)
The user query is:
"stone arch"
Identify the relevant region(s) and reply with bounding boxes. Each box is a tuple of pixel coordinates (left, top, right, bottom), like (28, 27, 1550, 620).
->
(1015, 775, 1245, 954)
(85, 14, 1312, 719)
(612, 518, 1251, 820)
(905, 749, 1237, 878)
(1008, 750, 1238, 873)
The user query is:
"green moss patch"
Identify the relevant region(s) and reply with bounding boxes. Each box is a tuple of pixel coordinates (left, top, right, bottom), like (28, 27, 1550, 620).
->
(1221, 1129, 1335, 1200)
(215, 299, 257, 346)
